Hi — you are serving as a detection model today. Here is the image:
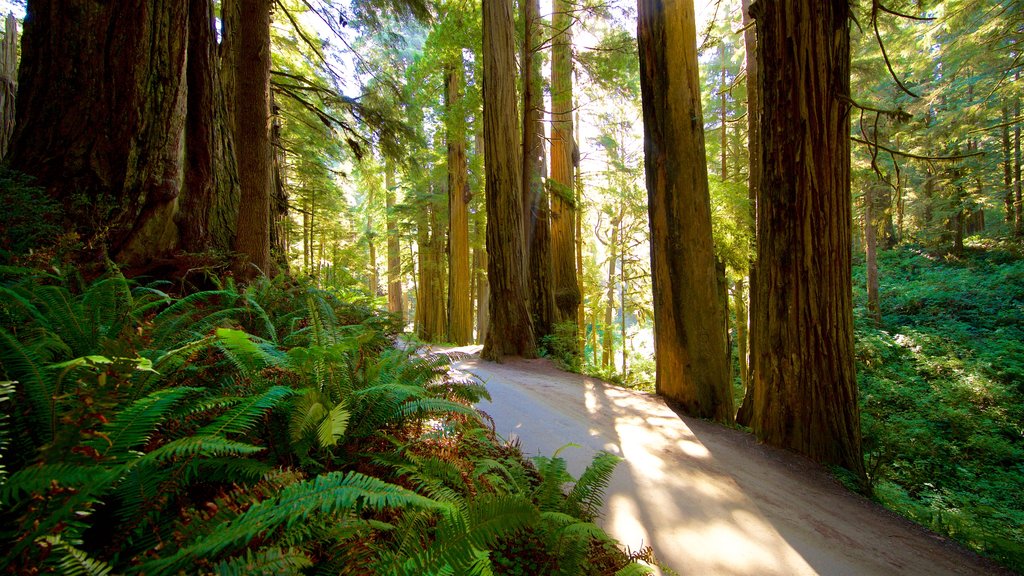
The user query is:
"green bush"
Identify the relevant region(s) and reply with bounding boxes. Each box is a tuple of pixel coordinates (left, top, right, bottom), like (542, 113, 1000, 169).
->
(855, 245, 1024, 571)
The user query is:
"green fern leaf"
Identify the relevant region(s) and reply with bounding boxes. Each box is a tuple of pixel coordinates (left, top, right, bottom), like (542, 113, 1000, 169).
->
(199, 385, 295, 438)
(91, 387, 199, 459)
(316, 402, 350, 448)
(214, 547, 312, 576)
(615, 563, 657, 576)
(40, 535, 113, 576)
(141, 436, 265, 461)
(0, 328, 55, 442)
(565, 451, 621, 519)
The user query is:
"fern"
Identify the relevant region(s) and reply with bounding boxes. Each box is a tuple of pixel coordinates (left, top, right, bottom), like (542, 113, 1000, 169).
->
(614, 562, 657, 576)
(145, 471, 447, 574)
(41, 535, 114, 576)
(141, 436, 266, 461)
(214, 547, 312, 576)
(565, 451, 621, 520)
(0, 381, 11, 484)
(198, 385, 295, 438)
(215, 328, 290, 373)
(0, 327, 56, 444)
(91, 387, 199, 459)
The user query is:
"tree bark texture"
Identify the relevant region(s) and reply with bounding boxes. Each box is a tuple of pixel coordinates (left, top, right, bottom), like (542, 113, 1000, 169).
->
(637, 0, 733, 422)
(447, 65, 472, 345)
(416, 196, 447, 342)
(0, 14, 17, 160)
(482, 0, 536, 360)
(178, 0, 240, 253)
(231, 0, 273, 279)
(736, 0, 759, 426)
(386, 159, 404, 318)
(475, 220, 491, 345)
(8, 1, 188, 263)
(549, 0, 580, 326)
(749, 0, 865, 477)
(522, 0, 556, 339)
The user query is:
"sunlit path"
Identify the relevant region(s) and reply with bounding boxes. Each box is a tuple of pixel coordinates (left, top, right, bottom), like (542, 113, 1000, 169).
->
(451, 350, 1005, 576)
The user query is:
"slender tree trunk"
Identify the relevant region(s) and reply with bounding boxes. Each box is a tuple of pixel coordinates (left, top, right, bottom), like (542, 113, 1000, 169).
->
(521, 0, 556, 339)
(232, 0, 273, 280)
(749, 0, 865, 478)
(721, 42, 728, 181)
(482, 0, 535, 360)
(447, 64, 472, 345)
(550, 0, 580, 327)
(1015, 90, 1022, 237)
(0, 14, 17, 160)
(386, 159, 404, 318)
(575, 112, 586, 356)
(1004, 105, 1014, 224)
(620, 215, 628, 378)
(736, 0, 759, 426)
(865, 185, 882, 324)
(475, 232, 491, 345)
(8, 0, 188, 264)
(637, 0, 733, 422)
(602, 212, 619, 369)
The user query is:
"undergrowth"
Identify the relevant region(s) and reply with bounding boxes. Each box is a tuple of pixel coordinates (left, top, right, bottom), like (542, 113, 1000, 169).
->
(0, 265, 653, 574)
(853, 243, 1024, 571)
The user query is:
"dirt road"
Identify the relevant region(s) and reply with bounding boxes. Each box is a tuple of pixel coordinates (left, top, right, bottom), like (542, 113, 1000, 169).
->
(448, 349, 1010, 576)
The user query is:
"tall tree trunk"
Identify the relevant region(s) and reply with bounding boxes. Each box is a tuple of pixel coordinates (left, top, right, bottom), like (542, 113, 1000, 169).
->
(602, 212, 619, 369)
(179, 0, 240, 254)
(637, 0, 733, 422)
(447, 64, 472, 345)
(720, 42, 728, 181)
(575, 112, 586, 356)
(475, 219, 491, 345)
(7, 1, 188, 264)
(522, 0, 555, 339)
(481, 0, 536, 360)
(619, 213, 628, 378)
(386, 159, 404, 318)
(865, 185, 881, 324)
(550, 0, 580, 328)
(749, 0, 865, 478)
(416, 197, 447, 342)
(231, 0, 273, 279)
(1004, 105, 1014, 224)
(1015, 90, 1022, 238)
(736, 0, 759, 426)
(0, 14, 17, 160)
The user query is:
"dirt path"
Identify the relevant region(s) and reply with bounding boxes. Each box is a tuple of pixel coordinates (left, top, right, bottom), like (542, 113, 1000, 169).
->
(445, 348, 1011, 576)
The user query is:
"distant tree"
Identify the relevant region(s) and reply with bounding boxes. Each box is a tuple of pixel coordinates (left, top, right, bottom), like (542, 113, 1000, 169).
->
(637, 0, 733, 422)
(749, 0, 865, 478)
(550, 0, 580, 330)
(481, 0, 536, 359)
(447, 61, 472, 345)
(522, 0, 555, 339)
(386, 158, 404, 316)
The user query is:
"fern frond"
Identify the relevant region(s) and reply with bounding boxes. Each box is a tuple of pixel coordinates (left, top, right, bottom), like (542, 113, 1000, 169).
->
(0, 327, 56, 443)
(199, 385, 295, 438)
(615, 562, 657, 576)
(81, 273, 133, 342)
(532, 451, 574, 513)
(141, 436, 265, 462)
(91, 387, 199, 459)
(397, 398, 480, 421)
(0, 381, 12, 483)
(215, 328, 289, 373)
(565, 451, 621, 520)
(316, 402, 350, 448)
(147, 471, 447, 574)
(0, 463, 108, 505)
(40, 535, 113, 576)
(214, 547, 312, 576)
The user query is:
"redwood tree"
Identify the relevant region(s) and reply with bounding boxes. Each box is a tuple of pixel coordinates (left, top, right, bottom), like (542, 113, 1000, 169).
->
(482, 0, 536, 360)
(7, 1, 189, 264)
(550, 0, 580, 328)
(231, 0, 274, 279)
(637, 0, 733, 422)
(749, 0, 865, 477)
(522, 0, 555, 339)
(447, 63, 472, 345)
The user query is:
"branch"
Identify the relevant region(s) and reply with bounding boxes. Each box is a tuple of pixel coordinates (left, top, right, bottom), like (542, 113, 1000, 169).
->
(872, 0, 919, 98)
(851, 136, 984, 161)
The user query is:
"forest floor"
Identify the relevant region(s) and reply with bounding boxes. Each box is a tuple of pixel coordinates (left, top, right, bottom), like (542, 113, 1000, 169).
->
(437, 346, 1014, 576)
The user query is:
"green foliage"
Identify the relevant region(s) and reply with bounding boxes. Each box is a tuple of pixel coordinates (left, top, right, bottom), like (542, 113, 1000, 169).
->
(854, 246, 1024, 570)
(0, 167, 62, 259)
(0, 266, 648, 574)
